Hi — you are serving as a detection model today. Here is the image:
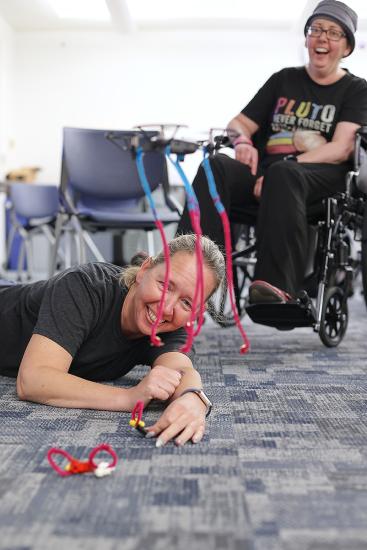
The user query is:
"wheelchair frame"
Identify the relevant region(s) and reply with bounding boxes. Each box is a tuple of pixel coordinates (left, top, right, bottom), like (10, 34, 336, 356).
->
(209, 127, 367, 348)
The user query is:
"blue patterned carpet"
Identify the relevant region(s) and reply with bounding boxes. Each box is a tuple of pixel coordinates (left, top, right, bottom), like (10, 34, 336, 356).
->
(1, 292, 367, 550)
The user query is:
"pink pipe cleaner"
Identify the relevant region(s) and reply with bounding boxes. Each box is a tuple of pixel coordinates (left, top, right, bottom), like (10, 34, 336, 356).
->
(202, 153, 250, 354)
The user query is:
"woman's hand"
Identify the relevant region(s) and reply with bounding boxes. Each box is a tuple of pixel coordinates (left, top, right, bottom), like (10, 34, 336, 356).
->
(253, 175, 264, 200)
(145, 392, 207, 447)
(129, 365, 182, 407)
(235, 143, 258, 175)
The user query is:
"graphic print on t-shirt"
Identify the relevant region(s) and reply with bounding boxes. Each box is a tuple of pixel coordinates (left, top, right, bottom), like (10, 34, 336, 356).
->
(266, 96, 335, 154)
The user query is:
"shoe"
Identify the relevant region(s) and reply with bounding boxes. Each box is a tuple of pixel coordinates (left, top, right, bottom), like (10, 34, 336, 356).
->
(249, 280, 293, 304)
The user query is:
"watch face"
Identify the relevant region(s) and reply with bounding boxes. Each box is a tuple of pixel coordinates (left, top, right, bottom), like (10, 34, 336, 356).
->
(195, 391, 212, 416)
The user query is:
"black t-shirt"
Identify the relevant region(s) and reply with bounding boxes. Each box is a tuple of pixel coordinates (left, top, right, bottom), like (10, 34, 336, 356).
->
(242, 66, 367, 164)
(0, 263, 189, 381)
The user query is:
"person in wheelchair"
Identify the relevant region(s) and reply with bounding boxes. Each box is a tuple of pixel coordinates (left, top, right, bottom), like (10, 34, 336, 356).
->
(177, 0, 367, 304)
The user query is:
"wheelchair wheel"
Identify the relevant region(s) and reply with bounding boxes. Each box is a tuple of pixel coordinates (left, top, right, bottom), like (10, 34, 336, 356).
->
(319, 286, 348, 347)
(362, 203, 367, 309)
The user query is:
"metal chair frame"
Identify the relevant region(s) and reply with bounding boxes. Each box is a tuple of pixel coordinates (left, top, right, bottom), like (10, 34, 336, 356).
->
(49, 127, 182, 276)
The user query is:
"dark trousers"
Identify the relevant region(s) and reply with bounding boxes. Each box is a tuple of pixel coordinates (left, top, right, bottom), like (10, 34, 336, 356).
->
(176, 154, 350, 295)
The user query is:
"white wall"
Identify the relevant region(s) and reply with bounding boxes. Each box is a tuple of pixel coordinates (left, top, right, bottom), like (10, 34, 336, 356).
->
(0, 14, 14, 174)
(0, 15, 14, 266)
(5, 26, 367, 184)
(9, 28, 305, 184)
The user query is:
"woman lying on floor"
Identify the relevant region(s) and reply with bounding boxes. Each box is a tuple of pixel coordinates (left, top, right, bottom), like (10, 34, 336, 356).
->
(0, 234, 224, 447)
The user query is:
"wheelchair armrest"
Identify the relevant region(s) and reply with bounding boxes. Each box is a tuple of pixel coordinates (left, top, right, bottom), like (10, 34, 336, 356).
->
(356, 150, 367, 195)
(214, 135, 232, 149)
(353, 128, 367, 195)
(356, 126, 367, 138)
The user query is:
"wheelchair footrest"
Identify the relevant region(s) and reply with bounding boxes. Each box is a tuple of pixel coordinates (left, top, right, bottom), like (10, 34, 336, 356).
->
(245, 300, 316, 330)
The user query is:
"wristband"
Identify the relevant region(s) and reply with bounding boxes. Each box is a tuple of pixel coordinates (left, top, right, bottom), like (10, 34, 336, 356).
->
(233, 136, 253, 147)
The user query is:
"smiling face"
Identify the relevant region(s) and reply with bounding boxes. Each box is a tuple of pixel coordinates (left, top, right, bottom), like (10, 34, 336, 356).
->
(306, 18, 351, 80)
(121, 251, 217, 338)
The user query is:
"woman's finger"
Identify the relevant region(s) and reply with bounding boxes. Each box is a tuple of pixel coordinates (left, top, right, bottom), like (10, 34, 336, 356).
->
(155, 419, 188, 447)
(174, 424, 197, 446)
(144, 409, 182, 438)
(191, 426, 205, 444)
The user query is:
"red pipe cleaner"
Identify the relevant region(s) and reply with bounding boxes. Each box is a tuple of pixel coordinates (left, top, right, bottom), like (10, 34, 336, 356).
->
(130, 400, 144, 426)
(47, 443, 118, 477)
(202, 153, 250, 354)
(166, 154, 206, 353)
(221, 212, 250, 353)
(149, 219, 171, 347)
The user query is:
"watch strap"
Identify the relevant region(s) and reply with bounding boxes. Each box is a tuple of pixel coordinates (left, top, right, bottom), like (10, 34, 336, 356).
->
(179, 387, 212, 417)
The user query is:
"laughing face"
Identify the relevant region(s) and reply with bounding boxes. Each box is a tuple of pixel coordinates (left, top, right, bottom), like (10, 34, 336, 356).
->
(306, 18, 351, 78)
(121, 251, 217, 338)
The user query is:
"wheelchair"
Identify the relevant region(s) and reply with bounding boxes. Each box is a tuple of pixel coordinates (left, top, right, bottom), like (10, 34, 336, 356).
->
(209, 127, 367, 348)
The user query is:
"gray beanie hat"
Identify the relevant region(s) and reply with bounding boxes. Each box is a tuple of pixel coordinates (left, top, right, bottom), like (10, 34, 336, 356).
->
(304, 0, 358, 56)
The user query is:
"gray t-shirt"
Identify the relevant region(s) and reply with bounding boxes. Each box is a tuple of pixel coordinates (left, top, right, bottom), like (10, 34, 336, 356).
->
(0, 263, 189, 380)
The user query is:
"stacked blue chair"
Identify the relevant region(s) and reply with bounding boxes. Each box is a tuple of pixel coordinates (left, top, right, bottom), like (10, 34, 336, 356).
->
(7, 183, 60, 281)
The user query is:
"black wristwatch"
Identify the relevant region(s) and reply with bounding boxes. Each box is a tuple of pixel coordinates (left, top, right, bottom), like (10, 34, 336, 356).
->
(179, 388, 212, 417)
(283, 154, 298, 162)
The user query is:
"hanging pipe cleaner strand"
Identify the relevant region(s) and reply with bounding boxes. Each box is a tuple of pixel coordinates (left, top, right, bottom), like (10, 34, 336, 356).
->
(166, 151, 205, 343)
(135, 147, 171, 347)
(165, 147, 205, 352)
(202, 151, 250, 353)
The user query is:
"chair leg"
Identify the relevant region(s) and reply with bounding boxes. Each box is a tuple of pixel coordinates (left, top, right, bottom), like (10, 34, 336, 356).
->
(71, 215, 105, 263)
(49, 213, 65, 277)
(16, 225, 34, 281)
(17, 240, 26, 282)
(69, 215, 86, 263)
(24, 236, 33, 280)
(5, 225, 17, 271)
(146, 231, 155, 256)
(82, 230, 105, 262)
(41, 224, 66, 268)
(65, 229, 74, 268)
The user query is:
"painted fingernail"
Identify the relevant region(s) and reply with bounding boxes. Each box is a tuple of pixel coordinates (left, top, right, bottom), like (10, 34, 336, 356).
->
(192, 435, 201, 444)
(175, 439, 182, 446)
(156, 438, 165, 448)
(145, 431, 156, 439)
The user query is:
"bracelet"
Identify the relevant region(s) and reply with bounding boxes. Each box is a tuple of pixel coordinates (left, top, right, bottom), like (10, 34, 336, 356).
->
(233, 136, 253, 147)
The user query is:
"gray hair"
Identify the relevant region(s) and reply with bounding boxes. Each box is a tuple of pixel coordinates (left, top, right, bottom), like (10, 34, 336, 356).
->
(120, 233, 225, 299)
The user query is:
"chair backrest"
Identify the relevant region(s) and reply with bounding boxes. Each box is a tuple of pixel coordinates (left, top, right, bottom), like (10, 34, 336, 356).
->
(62, 127, 167, 201)
(10, 183, 59, 219)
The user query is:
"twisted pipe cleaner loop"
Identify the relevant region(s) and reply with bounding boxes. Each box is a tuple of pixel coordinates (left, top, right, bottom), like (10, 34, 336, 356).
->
(135, 147, 171, 347)
(165, 147, 205, 352)
(202, 149, 250, 354)
(47, 444, 117, 477)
